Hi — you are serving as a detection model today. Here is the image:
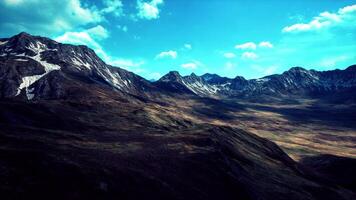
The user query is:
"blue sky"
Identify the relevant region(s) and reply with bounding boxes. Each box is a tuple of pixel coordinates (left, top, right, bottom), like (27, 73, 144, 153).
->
(0, 0, 355, 80)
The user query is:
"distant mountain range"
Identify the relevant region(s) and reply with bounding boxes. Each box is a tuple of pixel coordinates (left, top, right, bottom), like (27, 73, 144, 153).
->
(1, 32, 355, 101)
(157, 66, 356, 98)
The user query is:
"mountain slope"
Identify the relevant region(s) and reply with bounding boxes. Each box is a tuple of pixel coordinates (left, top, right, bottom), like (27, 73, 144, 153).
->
(0, 32, 155, 100)
(0, 32, 355, 200)
(1, 32, 355, 101)
(0, 99, 354, 200)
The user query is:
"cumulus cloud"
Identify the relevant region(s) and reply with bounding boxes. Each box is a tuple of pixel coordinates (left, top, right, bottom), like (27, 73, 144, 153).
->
(181, 60, 202, 70)
(137, 0, 164, 20)
(0, 0, 129, 37)
(156, 50, 177, 59)
(100, 0, 124, 16)
(282, 4, 356, 33)
(241, 52, 258, 60)
(223, 52, 236, 58)
(259, 41, 273, 48)
(0, 0, 103, 36)
(235, 42, 257, 50)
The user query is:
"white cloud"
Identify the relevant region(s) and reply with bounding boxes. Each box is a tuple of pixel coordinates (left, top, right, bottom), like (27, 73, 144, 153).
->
(137, 0, 164, 20)
(0, 0, 129, 37)
(55, 28, 104, 51)
(184, 44, 192, 50)
(86, 25, 109, 39)
(339, 4, 356, 14)
(101, 0, 123, 16)
(181, 60, 202, 70)
(156, 50, 177, 59)
(0, 0, 103, 36)
(108, 58, 145, 72)
(55, 27, 145, 73)
(181, 63, 197, 69)
(241, 52, 258, 60)
(259, 41, 273, 48)
(235, 42, 257, 50)
(282, 4, 356, 33)
(223, 52, 236, 58)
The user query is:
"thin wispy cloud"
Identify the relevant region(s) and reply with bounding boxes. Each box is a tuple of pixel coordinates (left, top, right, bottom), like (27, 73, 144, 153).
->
(235, 42, 257, 50)
(241, 52, 258, 60)
(223, 52, 236, 58)
(184, 44, 192, 50)
(181, 60, 202, 70)
(156, 50, 177, 59)
(259, 41, 273, 48)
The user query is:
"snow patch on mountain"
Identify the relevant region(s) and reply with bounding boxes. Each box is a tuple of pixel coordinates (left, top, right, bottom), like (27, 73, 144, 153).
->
(182, 80, 219, 95)
(15, 58, 28, 62)
(0, 40, 8, 46)
(256, 78, 270, 83)
(71, 56, 91, 69)
(15, 42, 61, 99)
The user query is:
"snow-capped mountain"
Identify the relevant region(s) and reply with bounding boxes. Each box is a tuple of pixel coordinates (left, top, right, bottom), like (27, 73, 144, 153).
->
(157, 65, 356, 98)
(155, 71, 220, 96)
(0, 32, 153, 100)
(1, 32, 355, 101)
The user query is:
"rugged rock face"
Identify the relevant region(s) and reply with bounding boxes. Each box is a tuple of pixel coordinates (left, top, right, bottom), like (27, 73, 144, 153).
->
(1, 32, 356, 101)
(157, 65, 356, 98)
(0, 32, 154, 100)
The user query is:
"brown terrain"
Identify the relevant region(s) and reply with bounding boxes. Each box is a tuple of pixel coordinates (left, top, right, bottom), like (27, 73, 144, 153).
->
(0, 33, 355, 200)
(152, 96, 356, 161)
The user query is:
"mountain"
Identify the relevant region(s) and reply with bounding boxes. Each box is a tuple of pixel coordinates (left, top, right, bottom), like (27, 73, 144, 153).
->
(1, 32, 355, 102)
(0, 33, 355, 200)
(157, 65, 356, 99)
(0, 32, 155, 101)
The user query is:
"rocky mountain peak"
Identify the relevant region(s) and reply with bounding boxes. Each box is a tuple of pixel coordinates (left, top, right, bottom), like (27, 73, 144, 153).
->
(159, 71, 183, 82)
(201, 73, 220, 81)
(346, 65, 356, 72)
(286, 66, 310, 74)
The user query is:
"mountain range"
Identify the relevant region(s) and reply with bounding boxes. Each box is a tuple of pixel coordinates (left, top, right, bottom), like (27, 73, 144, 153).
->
(1, 32, 356, 102)
(0, 32, 355, 200)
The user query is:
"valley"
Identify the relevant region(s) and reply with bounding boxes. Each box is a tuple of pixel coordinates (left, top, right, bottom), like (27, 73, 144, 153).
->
(0, 32, 355, 200)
